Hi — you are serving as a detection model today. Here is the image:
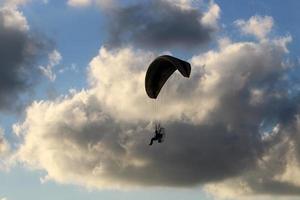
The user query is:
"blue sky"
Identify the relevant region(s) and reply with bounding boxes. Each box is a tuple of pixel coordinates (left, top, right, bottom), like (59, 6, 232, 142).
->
(1, 1, 300, 200)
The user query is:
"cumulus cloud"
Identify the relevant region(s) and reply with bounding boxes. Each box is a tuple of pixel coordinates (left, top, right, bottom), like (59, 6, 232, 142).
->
(39, 49, 62, 82)
(201, 1, 220, 29)
(235, 15, 274, 40)
(0, 7, 48, 112)
(103, 0, 219, 49)
(14, 30, 300, 199)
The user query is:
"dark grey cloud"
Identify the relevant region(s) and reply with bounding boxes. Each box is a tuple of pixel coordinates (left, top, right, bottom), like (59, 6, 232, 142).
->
(0, 8, 48, 112)
(105, 0, 218, 49)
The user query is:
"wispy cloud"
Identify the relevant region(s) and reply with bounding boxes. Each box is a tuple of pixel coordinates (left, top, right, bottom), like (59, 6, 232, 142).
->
(39, 49, 62, 82)
(59, 63, 78, 74)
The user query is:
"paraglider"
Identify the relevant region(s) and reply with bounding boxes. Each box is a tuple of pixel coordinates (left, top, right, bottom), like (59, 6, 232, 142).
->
(145, 55, 191, 99)
(145, 55, 191, 145)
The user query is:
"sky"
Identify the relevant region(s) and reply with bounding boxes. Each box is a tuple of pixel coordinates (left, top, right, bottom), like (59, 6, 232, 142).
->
(1, 0, 300, 200)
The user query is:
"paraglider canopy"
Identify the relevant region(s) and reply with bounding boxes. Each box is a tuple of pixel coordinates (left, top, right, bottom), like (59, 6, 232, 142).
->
(145, 55, 191, 99)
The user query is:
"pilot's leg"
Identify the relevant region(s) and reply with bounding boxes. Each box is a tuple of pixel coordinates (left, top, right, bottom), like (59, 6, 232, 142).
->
(149, 138, 155, 145)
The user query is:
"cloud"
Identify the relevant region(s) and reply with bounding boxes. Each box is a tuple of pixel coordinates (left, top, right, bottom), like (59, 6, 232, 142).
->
(58, 63, 78, 74)
(0, 129, 9, 156)
(67, 0, 92, 7)
(67, 0, 219, 49)
(235, 15, 274, 40)
(0, 6, 48, 112)
(0, 128, 10, 171)
(201, 1, 220, 29)
(2, 0, 30, 7)
(102, 0, 219, 49)
(3, 0, 51, 7)
(39, 49, 62, 82)
(1, 6, 29, 31)
(14, 31, 300, 199)
(67, 0, 115, 9)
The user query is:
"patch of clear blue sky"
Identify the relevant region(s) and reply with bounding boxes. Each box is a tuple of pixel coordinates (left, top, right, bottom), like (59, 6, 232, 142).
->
(1, 0, 300, 199)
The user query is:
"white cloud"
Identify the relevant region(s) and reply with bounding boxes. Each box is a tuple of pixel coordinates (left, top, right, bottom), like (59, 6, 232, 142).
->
(67, 0, 115, 9)
(2, 0, 30, 7)
(0, 6, 29, 32)
(39, 50, 62, 82)
(163, 0, 195, 10)
(235, 15, 274, 40)
(67, 0, 92, 7)
(14, 34, 299, 198)
(217, 37, 232, 49)
(201, 1, 220, 29)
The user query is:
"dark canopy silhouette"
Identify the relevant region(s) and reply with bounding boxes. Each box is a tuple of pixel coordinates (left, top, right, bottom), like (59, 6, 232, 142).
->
(145, 55, 191, 99)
